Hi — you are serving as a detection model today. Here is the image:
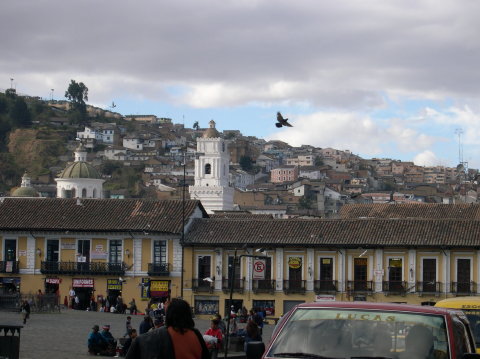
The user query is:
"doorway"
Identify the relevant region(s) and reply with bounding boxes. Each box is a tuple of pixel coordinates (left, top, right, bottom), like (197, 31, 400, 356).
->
(73, 287, 93, 310)
(354, 258, 367, 291)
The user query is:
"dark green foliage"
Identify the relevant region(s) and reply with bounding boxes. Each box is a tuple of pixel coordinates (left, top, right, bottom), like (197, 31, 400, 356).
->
(101, 161, 122, 176)
(314, 156, 324, 166)
(298, 196, 313, 209)
(9, 97, 32, 128)
(0, 153, 21, 192)
(65, 80, 89, 125)
(239, 155, 253, 172)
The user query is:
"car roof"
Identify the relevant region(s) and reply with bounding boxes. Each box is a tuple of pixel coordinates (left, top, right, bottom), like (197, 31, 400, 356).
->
(435, 296, 480, 309)
(295, 301, 459, 315)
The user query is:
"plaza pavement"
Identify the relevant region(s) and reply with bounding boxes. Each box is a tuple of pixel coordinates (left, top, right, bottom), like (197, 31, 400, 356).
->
(1, 309, 274, 359)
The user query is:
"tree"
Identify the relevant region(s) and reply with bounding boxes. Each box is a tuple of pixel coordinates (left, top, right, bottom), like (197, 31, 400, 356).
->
(314, 156, 324, 167)
(65, 80, 88, 124)
(193, 121, 199, 131)
(9, 97, 31, 128)
(239, 156, 253, 172)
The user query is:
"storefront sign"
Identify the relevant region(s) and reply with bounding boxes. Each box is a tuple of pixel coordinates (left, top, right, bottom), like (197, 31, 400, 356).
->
(107, 279, 122, 290)
(315, 294, 336, 302)
(149, 280, 169, 297)
(73, 278, 94, 288)
(253, 259, 266, 280)
(19, 250, 27, 257)
(91, 251, 108, 260)
(288, 257, 302, 269)
(77, 256, 87, 263)
(61, 242, 76, 250)
(141, 278, 150, 298)
(95, 245, 104, 251)
(46, 278, 61, 284)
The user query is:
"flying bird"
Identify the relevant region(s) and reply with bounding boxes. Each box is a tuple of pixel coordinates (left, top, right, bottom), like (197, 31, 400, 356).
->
(276, 112, 293, 128)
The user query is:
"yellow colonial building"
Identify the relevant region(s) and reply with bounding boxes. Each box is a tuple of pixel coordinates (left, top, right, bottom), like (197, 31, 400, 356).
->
(0, 198, 207, 311)
(3, 199, 480, 320)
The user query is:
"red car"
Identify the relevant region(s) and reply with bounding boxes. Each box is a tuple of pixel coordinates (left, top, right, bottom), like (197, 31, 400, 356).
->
(262, 302, 480, 359)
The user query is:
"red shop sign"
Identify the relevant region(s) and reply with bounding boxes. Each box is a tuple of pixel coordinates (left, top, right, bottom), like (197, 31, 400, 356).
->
(45, 278, 61, 284)
(72, 278, 94, 288)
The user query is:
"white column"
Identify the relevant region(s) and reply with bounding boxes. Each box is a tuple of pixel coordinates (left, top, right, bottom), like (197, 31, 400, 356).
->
(477, 250, 480, 294)
(444, 250, 450, 295)
(408, 249, 416, 292)
(374, 249, 383, 292)
(338, 250, 345, 292)
(307, 248, 314, 291)
(133, 238, 142, 274)
(215, 248, 223, 291)
(27, 236, 35, 274)
(246, 256, 252, 291)
(276, 248, 284, 291)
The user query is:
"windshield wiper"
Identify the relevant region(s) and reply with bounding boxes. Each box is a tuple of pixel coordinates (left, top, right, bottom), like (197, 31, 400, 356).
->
(272, 353, 344, 359)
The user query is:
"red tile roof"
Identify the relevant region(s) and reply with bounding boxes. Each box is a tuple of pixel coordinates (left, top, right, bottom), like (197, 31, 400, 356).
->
(185, 217, 480, 248)
(0, 198, 206, 233)
(339, 203, 480, 219)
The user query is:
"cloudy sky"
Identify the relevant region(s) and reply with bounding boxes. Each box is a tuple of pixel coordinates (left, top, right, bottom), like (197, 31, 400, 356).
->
(2, 1, 480, 168)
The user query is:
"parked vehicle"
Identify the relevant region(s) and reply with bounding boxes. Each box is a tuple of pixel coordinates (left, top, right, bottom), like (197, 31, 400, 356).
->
(263, 301, 480, 359)
(435, 296, 480, 353)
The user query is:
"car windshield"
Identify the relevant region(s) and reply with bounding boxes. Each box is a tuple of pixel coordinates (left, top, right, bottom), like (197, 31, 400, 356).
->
(267, 308, 449, 359)
(464, 310, 480, 346)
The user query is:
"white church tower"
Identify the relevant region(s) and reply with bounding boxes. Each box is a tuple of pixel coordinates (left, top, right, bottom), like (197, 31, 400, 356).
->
(189, 120, 234, 213)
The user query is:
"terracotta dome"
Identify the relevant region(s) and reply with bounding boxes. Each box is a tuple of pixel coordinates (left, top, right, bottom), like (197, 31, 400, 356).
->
(202, 120, 220, 138)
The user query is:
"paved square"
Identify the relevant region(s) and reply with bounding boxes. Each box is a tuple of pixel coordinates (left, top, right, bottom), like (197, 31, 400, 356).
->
(1, 310, 273, 358)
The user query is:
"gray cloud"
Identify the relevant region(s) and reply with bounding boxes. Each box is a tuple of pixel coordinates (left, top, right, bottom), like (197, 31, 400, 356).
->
(2, 0, 480, 110)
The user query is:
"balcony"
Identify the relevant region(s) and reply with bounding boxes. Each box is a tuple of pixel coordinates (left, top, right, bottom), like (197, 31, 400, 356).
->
(347, 280, 374, 294)
(314, 280, 338, 294)
(40, 261, 126, 276)
(451, 281, 476, 296)
(252, 280, 276, 294)
(147, 263, 170, 276)
(0, 261, 19, 274)
(222, 277, 245, 294)
(416, 281, 442, 296)
(192, 278, 214, 293)
(283, 280, 306, 294)
(382, 281, 407, 296)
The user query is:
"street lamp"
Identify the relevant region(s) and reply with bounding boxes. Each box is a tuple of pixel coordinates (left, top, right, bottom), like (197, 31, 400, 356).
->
(224, 249, 269, 359)
(180, 150, 187, 298)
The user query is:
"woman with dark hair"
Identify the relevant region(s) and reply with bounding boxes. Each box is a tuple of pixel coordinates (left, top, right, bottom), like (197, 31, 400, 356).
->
(244, 320, 262, 352)
(126, 298, 210, 359)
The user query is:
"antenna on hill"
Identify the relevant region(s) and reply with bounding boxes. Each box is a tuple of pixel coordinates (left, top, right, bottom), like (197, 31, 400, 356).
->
(455, 128, 464, 164)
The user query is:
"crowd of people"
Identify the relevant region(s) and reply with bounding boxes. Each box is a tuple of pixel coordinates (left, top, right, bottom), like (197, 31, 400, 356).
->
(87, 300, 267, 358)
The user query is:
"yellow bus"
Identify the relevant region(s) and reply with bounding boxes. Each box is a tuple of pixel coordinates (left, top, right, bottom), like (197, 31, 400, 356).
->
(435, 297, 480, 352)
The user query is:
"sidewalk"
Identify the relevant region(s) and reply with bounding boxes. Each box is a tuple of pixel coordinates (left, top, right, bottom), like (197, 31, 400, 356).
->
(0, 309, 273, 359)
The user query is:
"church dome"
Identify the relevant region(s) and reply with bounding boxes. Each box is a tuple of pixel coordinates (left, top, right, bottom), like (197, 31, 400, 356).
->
(58, 161, 101, 179)
(202, 120, 220, 138)
(11, 186, 39, 197)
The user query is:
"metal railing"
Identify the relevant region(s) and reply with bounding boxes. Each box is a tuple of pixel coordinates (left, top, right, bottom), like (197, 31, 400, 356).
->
(313, 280, 338, 294)
(0, 261, 20, 273)
(451, 281, 476, 295)
(252, 279, 276, 294)
(192, 278, 214, 293)
(382, 281, 407, 295)
(221, 278, 245, 294)
(347, 280, 374, 293)
(283, 280, 306, 294)
(147, 263, 170, 276)
(40, 261, 126, 275)
(416, 281, 442, 295)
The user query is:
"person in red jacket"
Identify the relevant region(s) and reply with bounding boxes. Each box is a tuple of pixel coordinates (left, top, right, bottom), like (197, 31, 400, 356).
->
(204, 318, 223, 359)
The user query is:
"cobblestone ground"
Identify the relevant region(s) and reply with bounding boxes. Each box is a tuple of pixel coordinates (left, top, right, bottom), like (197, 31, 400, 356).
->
(1, 310, 274, 359)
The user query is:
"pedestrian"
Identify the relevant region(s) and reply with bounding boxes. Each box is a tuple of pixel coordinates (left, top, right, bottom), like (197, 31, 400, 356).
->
(149, 318, 164, 332)
(204, 318, 223, 359)
(69, 287, 75, 309)
(117, 295, 124, 314)
(244, 320, 262, 352)
(20, 300, 30, 324)
(87, 325, 108, 355)
(139, 315, 153, 334)
(121, 329, 137, 357)
(126, 298, 209, 359)
(129, 298, 138, 315)
(125, 316, 133, 337)
(100, 324, 117, 356)
(74, 295, 80, 310)
(213, 313, 226, 335)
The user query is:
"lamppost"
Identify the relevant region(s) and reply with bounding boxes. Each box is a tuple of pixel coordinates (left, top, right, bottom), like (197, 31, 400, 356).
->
(180, 150, 187, 299)
(224, 249, 269, 359)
